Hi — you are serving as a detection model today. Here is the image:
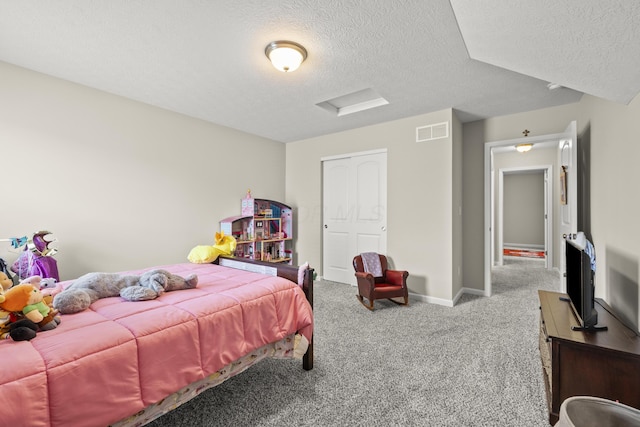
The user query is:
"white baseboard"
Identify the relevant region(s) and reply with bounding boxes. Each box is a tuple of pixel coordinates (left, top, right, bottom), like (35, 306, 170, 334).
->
(320, 277, 487, 307)
(452, 287, 484, 305)
(411, 287, 487, 307)
(409, 292, 454, 307)
(463, 286, 485, 296)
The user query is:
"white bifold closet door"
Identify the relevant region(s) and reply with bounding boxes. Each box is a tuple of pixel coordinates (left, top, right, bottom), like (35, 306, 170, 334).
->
(322, 150, 387, 284)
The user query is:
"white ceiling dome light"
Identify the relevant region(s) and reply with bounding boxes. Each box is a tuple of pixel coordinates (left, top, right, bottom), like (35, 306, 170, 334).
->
(516, 143, 533, 153)
(265, 41, 308, 72)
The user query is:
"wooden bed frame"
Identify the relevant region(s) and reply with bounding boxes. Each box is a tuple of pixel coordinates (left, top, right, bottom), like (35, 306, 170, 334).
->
(216, 255, 314, 370)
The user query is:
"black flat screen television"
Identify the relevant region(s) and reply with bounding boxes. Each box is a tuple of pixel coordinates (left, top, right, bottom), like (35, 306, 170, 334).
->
(566, 238, 600, 330)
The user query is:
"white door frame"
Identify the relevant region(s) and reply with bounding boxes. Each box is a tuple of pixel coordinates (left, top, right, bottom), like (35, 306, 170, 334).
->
(497, 165, 553, 269)
(484, 132, 565, 297)
(557, 121, 578, 293)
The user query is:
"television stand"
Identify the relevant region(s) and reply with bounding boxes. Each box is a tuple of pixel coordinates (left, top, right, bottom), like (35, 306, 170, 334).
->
(539, 290, 640, 425)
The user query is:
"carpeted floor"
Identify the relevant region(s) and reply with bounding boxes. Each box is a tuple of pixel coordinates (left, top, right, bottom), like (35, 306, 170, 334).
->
(148, 257, 559, 426)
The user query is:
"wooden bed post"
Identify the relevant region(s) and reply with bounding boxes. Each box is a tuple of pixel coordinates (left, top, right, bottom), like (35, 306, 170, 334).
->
(302, 267, 314, 371)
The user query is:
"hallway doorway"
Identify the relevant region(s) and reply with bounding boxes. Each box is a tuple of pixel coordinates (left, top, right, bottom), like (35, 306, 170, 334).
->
(484, 121, 577, 297)
(497, 167, 551, 269)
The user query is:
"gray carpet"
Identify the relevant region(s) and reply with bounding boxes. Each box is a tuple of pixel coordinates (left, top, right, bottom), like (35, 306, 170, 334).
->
(148, 257, 559, 426)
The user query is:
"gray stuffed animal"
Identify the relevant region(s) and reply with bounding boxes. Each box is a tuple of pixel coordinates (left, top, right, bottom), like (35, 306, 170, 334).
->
(52, 269, 198, 314)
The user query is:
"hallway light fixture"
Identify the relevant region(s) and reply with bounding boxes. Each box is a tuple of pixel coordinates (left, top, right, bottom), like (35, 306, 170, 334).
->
(516, 143, 533, 153)
(265, 41, 307, 72)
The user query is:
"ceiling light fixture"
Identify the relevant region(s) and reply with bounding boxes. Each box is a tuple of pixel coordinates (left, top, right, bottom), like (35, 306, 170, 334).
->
(516, 143, 533, 153)
(265, 41, 307, 72)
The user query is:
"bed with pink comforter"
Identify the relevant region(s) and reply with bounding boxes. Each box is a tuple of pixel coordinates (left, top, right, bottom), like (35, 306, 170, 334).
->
(0, 261, 314, 427)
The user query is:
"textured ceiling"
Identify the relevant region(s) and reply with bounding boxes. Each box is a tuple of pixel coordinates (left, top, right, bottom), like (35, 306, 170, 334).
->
(0, 1, 636, 143)
(450, 0, 640, 104)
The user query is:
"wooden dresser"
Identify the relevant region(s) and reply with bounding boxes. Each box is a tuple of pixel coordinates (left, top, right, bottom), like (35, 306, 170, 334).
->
(538, 290, 640, 425)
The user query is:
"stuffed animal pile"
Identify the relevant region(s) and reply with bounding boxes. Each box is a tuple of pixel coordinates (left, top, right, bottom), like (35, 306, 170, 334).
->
(0, 273, 60, 341)
(53, 269, 198, 314)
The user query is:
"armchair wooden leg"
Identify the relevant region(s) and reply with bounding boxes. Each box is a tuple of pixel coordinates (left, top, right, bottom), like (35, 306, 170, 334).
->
(388, 296, 409, 306)
(356, 294, 375, 310)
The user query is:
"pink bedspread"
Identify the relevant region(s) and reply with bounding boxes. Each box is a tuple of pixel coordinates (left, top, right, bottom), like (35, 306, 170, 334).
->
(0, 263, 313, 427)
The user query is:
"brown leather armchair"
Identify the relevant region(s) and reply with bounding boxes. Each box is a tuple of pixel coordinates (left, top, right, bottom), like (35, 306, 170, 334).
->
(352, 254, 409, 310)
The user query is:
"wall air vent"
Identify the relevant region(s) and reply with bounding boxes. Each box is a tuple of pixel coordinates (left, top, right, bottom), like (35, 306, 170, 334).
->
(416, 121, 449, 142)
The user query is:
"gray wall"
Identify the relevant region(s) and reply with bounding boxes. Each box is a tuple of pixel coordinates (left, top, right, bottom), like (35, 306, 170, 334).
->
(462, 94, 640, 323)
(503, 172, 544, 248)
(4, 59, 639, 318)
(286, 109, 458, 303)
(0, 62, 287, 280)
(462, 104, 581, 290)
(579, 94, 640, 326)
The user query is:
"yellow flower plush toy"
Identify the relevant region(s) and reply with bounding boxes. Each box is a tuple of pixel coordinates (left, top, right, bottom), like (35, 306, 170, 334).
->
(187, 231, 237, 264)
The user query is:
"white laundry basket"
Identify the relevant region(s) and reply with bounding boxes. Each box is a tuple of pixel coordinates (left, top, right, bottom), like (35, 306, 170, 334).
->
(555, 396, 640, 427)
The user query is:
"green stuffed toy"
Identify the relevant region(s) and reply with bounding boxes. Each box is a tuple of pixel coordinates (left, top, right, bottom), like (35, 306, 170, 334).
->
(0, 283, 60, 336)
(0, 277, 45, 341)
(0, 286, 33, 341)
